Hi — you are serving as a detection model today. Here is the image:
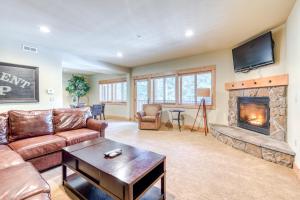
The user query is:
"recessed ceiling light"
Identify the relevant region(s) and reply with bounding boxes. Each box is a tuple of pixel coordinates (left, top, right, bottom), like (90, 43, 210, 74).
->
(185, 29, 194, 38)
(117, 52, 123, 58)
(39, 25, 50, 33)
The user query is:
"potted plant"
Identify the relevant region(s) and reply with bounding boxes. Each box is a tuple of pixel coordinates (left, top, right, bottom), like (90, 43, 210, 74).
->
(66, 75, 90, 107)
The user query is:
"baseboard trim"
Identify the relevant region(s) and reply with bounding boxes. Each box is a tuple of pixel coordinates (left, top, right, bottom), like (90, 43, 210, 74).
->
(105, 115, 131, 121)
(184, 124, 205, 132)
(161, 122, 206, 133)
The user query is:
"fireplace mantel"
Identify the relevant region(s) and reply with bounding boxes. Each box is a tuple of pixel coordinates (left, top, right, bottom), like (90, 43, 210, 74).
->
(225, 74, 288, 90)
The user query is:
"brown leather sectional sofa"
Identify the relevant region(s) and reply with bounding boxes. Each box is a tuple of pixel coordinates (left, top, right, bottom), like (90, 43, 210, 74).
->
(0, 107, 108, 200)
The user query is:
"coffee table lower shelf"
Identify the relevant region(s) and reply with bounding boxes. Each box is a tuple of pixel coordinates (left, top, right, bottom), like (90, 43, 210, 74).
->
(64, 174, 164, 200)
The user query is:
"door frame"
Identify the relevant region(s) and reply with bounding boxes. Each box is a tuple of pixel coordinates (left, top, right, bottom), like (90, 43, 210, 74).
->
(133, 78, 151, 118)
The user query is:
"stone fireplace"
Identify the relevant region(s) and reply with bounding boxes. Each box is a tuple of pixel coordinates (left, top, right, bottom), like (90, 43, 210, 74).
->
(229, 86, 286, 141)
(210, 75, 295, 168)
(237, 97, 270, 135)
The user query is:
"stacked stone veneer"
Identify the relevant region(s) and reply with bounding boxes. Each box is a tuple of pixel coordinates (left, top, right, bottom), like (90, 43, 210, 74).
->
(228, 86, 287, 141)
(210, 124, 295, 168)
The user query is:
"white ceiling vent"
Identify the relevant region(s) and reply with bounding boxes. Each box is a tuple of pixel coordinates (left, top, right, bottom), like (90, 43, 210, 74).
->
(22, 44, 38, 53)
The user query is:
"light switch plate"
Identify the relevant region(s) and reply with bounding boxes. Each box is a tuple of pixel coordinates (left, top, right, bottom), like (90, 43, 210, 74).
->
(47, 88, 55, 94)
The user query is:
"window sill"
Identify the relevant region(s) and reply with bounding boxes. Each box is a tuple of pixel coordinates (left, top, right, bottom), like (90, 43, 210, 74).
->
(102, 102, 127, 105)
(162, 104, 216, 110)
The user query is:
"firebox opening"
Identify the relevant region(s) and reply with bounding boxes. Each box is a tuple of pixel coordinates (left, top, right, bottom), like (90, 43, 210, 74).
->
(240, 104, 267, 126)
(237, 97, 270, 135)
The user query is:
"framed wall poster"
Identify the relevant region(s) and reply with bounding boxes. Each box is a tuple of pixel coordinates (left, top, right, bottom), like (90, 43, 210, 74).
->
(0, 62, 39, 103)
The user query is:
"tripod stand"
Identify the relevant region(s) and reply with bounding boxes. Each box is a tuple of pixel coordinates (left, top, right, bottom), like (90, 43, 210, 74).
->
(191, 98, 208, 136)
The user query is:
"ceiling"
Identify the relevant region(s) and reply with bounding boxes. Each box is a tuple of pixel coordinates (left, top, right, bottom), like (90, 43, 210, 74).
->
(0, 0, 295, 68)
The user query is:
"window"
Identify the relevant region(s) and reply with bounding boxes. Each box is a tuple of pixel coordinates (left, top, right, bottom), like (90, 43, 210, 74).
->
(179, 71, 212, 105)
(133, 66, 216, 110)
(197, 72, 212, 105)
(99, 79, 127, 103)
(181, 74, 195, 104)
(152, 76, 176, 104)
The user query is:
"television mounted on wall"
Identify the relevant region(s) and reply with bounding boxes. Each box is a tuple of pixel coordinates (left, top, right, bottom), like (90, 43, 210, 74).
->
(232, 32, 275, 72)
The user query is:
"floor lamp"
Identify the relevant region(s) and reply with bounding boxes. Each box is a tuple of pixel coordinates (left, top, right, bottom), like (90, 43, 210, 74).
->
(191, 88, 211, 135)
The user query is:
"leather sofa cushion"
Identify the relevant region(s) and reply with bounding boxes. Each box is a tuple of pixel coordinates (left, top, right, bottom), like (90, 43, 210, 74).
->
(8, 110, 54, 142)
(0, 162, 50, 200)
(9, 135, 66, 160)
(55, 128, 99, 146)
(0, 112, 8, 144)
(0, 148, 24, 170)
(53, 107, 92, 133)
(29, 151, 62, 172)
(0, 144, 11, 152)
(25, 193, 51, 200)
(141, 116, 156, 122)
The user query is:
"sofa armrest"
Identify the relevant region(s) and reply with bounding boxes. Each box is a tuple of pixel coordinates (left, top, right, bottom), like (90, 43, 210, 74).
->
(156, 110, 162, 118)
(86, 118, 108, 138)
(136, 111, 145, 120)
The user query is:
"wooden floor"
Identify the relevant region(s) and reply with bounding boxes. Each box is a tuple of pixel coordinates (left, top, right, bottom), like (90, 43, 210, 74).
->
(42, 120, 300, 200)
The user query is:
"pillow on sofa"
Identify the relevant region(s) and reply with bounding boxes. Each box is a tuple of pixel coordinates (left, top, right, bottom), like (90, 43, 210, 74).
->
(53, 107, 92, 133)
(0, 112, 8, 144)
(8, 110, 54, 142)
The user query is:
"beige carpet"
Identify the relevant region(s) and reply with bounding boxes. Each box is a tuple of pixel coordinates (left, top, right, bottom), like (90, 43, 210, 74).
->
(42, 120, 300, 200)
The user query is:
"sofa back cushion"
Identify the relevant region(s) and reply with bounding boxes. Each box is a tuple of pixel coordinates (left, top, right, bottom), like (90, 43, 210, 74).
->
(8, 110, 54, 142)
(53, 107, 92, 133)
(0, 113, 8, 144)
(143, 104, 162, 116)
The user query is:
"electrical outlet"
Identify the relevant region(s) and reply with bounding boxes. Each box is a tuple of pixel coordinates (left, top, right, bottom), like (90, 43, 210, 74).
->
(295, 140, 297, 147)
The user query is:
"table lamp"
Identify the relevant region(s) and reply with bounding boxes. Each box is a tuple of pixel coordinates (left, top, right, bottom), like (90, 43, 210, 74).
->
(191, 88, 211, 135)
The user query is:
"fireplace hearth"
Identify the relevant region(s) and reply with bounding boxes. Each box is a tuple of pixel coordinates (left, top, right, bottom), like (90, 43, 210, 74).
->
(237, 97, 270, 135)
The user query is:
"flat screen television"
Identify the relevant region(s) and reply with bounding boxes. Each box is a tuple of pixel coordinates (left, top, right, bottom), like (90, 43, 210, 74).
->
(232, 32, 275, 72)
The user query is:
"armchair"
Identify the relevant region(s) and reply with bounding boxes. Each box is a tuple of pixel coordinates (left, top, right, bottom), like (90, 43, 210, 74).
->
(136, 104, 162, 130)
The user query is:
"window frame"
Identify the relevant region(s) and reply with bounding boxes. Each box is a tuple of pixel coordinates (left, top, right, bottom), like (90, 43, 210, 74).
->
(99, 78, 127, 104)
(152, 75, 177, 104)
(178, 71, 213, 106)
(133, 65, 216, 110)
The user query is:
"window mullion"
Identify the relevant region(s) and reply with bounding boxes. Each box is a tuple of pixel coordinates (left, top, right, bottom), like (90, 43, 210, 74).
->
(121, 82, 124, 102)
(163, 78, 166, 104)
(194, 74, 197, 105)
(111, 84, 113, 102)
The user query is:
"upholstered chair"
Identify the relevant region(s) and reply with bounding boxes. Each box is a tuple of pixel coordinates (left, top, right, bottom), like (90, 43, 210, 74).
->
(136, 104, 162, 130)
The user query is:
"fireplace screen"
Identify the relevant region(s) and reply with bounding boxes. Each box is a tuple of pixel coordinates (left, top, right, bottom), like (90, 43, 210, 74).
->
(237, 97, 270, 135)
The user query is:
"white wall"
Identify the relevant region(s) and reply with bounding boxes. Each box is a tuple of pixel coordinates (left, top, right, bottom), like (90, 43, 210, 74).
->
(88, 73, 130, 119)
(286, 0, 300, 166)
(0, 39, 63, 112)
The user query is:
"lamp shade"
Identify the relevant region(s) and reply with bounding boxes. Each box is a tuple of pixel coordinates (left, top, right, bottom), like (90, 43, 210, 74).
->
(197, 88, 211, 97)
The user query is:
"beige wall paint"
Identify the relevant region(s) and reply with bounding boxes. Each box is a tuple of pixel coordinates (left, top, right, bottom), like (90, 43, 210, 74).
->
(286, 0, 300, 166)
(132, 49, 235, 125)
(62, 73, 90, 107)
(62, 73, 74, 107)
(86, 24, 286, 127)
(130, 24, 286, 126)
(88, 73, 130, 119)
(233, 26, 287, 81)
(0, 40, 63, 112)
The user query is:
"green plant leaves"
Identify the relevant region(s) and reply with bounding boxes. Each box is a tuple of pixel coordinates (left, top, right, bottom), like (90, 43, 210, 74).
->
(66, 75, 90, 99)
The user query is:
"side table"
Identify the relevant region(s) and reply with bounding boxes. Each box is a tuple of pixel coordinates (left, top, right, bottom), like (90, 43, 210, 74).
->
(169, 109, 185, 131)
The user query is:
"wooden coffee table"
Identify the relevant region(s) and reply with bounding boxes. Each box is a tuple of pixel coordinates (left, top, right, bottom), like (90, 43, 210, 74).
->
(62, 138, 166, 200)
